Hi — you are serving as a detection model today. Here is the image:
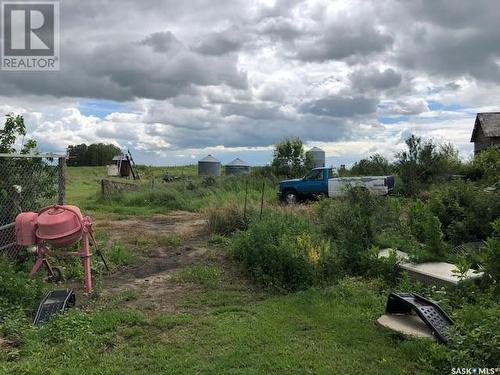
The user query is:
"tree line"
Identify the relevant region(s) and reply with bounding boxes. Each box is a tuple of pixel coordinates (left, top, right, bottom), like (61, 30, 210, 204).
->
(67, 143, 122, 166)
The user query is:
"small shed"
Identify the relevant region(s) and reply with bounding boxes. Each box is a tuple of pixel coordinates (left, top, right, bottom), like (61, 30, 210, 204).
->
(198, 155, 221, 176)
(225, 158, 250, 175)
(470, 112, 500, 154)
(112, 154, 131, 177)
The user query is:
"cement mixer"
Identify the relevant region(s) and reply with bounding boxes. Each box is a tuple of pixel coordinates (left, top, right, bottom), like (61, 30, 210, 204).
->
(15, 205, 108, 294)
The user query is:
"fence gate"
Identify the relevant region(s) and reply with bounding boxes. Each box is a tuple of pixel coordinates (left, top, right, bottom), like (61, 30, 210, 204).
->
(0, 153, 66, 258)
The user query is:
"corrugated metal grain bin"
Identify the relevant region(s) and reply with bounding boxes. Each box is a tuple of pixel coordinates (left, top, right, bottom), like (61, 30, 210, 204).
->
(198, 155, 221, 176)
(225, 158, 251, 175)
(308, 147, 325, 168)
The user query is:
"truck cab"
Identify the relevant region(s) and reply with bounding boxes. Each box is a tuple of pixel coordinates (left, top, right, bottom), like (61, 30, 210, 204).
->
(279, 167, 334, 203)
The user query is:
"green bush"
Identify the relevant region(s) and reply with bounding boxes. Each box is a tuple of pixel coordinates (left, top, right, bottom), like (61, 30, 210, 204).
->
(231, 212, 334, 290)
(318, 189, 396, 275)
(408, 200, 447, 261)
(0, 258, 45, 313)
(428, 181, 500, 245)
(428, 304, 500, 371)
(483, 219, 500, 295)
(464, 146, 500, 184)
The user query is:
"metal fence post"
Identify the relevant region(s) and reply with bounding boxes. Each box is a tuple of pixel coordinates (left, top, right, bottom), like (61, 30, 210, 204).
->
(58, 156, 66, 205)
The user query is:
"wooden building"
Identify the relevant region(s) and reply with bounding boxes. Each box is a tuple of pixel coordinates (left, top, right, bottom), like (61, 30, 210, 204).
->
(112, 154, 131, 177)
(470, 112, 500, 154)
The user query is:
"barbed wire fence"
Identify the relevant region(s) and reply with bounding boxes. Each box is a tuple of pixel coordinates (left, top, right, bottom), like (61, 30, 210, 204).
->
(0, 153, 66, 259)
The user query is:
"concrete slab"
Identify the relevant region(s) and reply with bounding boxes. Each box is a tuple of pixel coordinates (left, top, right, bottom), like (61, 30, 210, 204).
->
(399, 261, 483, 287)
(378, 248, 410, 262)
(378, 248, 483, 287)
(377, 314, 434, 339)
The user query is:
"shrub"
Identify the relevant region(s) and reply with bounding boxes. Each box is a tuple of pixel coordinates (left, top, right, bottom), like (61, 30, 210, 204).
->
(429, 304, 500, 371)
(408, 200, 447, 262)
(483, 219, 500, 295)
(231, 212, 333, 290)
(318, 189, 395, 275)
(395, 135, 461, 196)
(0, 258, 45, 313)
(464, 146, 500, 184)
(428, 180, 500, 245)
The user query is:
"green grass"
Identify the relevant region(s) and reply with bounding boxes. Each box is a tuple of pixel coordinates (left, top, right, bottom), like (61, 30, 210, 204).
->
(173, 265, 226, 289)
(0, 278, 435, 374)
(65, 165, 278, 215)
(156, 233, 183, 247)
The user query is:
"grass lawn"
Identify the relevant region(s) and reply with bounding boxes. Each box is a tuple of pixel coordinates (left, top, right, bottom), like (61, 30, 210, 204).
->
(2, 278, 433, 374)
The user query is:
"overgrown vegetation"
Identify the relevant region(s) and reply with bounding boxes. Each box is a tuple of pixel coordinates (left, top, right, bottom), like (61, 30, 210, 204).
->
(1, 134, 499, 373)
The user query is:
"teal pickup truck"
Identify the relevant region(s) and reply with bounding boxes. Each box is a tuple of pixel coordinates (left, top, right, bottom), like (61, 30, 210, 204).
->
(279, 167, 395, 204)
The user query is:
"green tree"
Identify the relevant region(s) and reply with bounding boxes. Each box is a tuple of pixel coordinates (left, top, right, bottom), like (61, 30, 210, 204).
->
(271, 138, 313, 177)
(0, 113, 37, 154)
(67, 143, 121, 166)
(395, 135, 461, 195)
(350, 154, 393, 176)
(0, 114, 55, 224)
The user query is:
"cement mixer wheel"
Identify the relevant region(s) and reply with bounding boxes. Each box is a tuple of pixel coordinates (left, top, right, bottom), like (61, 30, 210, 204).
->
(48, 267, 63, 283)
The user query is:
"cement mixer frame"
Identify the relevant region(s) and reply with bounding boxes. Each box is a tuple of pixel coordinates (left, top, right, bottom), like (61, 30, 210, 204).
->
(15, 205, 108, 294)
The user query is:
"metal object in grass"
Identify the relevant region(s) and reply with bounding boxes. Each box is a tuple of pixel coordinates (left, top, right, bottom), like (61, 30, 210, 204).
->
(381, 292, 454, 343)
(15, 205, 108, 294)
(33, 289, 76, 325)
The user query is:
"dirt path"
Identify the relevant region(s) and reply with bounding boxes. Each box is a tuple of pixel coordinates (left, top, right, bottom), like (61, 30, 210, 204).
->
(96, 211, 215, 313)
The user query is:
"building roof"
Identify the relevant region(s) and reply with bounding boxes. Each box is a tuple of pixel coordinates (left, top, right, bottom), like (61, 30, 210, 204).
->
(309, 146, 324, 152)
(471, 112, 500, 142)
(112, 154, 127, 161)
(227, 158, 249, 167)
(199, 154, 220, 163)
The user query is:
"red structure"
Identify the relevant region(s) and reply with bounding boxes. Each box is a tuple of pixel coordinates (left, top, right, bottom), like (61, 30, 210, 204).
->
(15, 205, 100, 294)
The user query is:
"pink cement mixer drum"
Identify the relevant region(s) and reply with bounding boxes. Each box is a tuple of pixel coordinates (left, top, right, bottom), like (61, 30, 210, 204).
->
(15, 205, 108, 294)
(36, 205, 84, 247)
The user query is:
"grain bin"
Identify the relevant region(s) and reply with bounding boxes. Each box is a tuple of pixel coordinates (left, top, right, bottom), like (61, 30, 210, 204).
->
(198, 155, 221, 176)
(225, 158, 250, 175)
(308, 147, 325, 168)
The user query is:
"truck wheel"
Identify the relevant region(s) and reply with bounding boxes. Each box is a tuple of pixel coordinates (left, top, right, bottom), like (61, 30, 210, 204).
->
(284, 191, 298, 204)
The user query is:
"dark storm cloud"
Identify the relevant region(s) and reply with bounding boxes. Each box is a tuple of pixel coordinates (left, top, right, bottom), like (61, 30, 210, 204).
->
(3, 0, 498, 157)
(349, 68, 402, 92)
(380, 0, 500, 82)
(193, 28, 245, 55)
(140, 32, 182, 53)
(299, 96, 379, 117)
(0, 31, 247, 101)
(294, 23, 393, 62)
(220, 102, 288, 120)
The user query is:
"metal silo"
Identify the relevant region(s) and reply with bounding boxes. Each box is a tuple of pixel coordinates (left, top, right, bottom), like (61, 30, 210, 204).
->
(308, 147, 325, 168)
(225, 158, 251, 175)
(198, 155, 221, 176)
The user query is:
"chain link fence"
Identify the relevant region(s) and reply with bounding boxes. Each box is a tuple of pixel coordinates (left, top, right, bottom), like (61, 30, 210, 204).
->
(0, 154, 66, 258)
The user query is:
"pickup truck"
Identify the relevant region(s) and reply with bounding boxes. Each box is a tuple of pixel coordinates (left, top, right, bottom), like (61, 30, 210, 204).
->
(279, 167, 395, 203)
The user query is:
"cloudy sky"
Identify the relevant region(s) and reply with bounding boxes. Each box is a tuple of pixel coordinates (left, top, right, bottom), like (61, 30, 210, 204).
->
(1, 0, 499, 166)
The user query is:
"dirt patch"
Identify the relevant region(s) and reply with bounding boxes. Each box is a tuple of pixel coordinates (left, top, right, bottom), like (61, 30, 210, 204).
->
(98, 211, 214, 313)
(99, 211, 207, 241)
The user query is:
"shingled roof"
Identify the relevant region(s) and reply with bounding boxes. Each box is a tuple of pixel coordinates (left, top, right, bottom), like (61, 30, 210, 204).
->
(471, 112, 500, 142)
